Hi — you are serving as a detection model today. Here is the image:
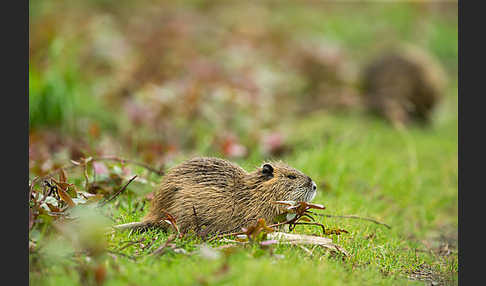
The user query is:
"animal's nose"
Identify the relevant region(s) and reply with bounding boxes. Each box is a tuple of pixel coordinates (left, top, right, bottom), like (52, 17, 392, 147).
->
(312, 181, 317, 191)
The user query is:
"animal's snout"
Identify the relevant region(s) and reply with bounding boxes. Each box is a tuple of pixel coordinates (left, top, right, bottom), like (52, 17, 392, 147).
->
(306, 180, 317, 202)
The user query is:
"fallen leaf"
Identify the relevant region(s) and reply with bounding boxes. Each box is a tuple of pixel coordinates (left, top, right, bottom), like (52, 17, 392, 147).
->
(267, 232, 349, 256)
(242, 218, 275, 242)
(161, 210, 179, 234)
(59, 168, 68, 183)
(89, 123, 101, 139)
(46, 203, 61, 212)
(58, 188, 76, 207)
(51, 178, 74, 191)
(94, 264, 106, 286)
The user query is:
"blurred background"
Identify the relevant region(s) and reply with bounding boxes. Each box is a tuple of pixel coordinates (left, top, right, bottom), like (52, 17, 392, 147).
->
(29, 0, 458, 175)
(29, 2, 458, 284)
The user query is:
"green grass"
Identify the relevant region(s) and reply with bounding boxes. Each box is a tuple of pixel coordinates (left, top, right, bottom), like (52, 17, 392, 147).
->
(29, 92, 458, 285)
(29, 2, 457, 285)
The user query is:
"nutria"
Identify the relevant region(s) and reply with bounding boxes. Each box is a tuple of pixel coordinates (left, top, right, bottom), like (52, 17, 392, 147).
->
(361, 45, 447, 126)
(116, 157, 317, 236)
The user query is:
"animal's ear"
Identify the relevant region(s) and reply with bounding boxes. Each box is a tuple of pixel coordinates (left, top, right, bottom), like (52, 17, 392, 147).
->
(261, 163, 274, 176)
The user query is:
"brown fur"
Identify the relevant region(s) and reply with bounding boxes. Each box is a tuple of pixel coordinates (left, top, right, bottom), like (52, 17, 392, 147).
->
(362, 45, 446, 125)
(143, 157, 316, 236)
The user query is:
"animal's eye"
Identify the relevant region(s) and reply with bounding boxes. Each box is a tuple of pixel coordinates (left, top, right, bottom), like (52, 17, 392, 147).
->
(287, 175, 297, 179)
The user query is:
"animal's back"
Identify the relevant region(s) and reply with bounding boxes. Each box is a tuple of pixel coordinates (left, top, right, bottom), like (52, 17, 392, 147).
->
(143, 157, 247, 234)
(166, 157, 246, 188)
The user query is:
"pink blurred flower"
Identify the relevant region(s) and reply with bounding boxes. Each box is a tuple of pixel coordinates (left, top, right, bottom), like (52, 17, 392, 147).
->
(122, 166, 132, 177)
(93, 162, 109, 175)
(259, 240, 278, 246)
(221, 135, 247, 158)
(262, 132, 285, 155)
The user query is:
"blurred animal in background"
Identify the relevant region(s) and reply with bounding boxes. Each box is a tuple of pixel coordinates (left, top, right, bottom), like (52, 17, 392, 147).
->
(361, 44, 447, 126)
(291, 40, 361, 113)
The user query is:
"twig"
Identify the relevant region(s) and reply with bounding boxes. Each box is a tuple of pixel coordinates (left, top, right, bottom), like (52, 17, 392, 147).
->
(93, 156, 165, 176)
(208, 212, 353, 243)
(83, 162, 90, 191)
(289, 222, 326, 233)
(207, 217, 300, 242)
(28, 156, 163, 197)
(37, 180, 56, 206)
(99, 175, 138, 207)
(298, 245, 313, 256)
(151, 234, 176, 256)
(29, 177, 40, 202)
(116, 238, 146, 251)
(267, 218, 299, 229)
(313, 213, 391, 229)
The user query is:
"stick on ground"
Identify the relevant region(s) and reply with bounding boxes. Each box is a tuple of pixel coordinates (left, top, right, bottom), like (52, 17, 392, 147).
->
(99, 175, 138, 207)
(314, 214, 391, 229)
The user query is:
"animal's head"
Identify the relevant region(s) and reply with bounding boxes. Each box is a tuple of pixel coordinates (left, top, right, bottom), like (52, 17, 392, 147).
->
(251, 161, 317, 202)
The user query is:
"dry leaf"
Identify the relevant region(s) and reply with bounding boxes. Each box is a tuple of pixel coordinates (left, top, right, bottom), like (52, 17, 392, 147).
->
(161, 210, 179, 234)
(58, 188, 76, 207)
(59, 168, 68, 183)
(267, 232, 349, 256)
(241, 218, 275, 242)
(46, 203, 61, 212)
(94, 264, 106, 286)
(51, 178, 74, 191)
